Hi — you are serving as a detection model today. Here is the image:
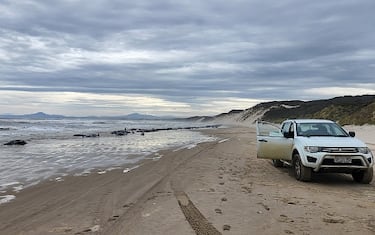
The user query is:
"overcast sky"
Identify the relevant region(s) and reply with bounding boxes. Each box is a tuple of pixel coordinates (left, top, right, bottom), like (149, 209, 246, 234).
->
(0, 0, 374, 116)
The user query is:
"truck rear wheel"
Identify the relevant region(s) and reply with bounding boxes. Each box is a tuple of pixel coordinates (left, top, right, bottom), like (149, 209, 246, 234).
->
(293, 153, 311, 182)
(352, 167, 373, 184)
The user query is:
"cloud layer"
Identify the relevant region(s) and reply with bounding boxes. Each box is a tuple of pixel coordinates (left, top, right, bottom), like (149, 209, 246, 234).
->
(0, 0, 374, 116)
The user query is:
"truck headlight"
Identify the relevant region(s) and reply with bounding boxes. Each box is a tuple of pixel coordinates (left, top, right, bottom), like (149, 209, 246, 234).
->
(304, 146, 321, 153)
(358, 147, 370, 154)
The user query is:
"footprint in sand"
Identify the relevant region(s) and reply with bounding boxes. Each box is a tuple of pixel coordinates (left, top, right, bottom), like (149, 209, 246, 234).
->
(147, 195, 158, 201)
(241, 186, 252, 194)
(323, 217, 345, 224)
(223, 224, 231, 231)
(278, 214, 294, 223)
(284, 229, 294, 234)
(108, 215, 120, 222)
(76, 225, 100, 234)
(257, 202, 270, 211)
(215, 208, 223, 214)
(123, 202, 134, 208)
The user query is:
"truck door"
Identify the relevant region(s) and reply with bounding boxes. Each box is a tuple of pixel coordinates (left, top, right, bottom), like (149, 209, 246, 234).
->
(256, 121, 293, 160)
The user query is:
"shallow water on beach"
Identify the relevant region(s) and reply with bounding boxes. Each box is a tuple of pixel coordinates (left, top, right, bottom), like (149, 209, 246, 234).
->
(0, 119, 216, 193)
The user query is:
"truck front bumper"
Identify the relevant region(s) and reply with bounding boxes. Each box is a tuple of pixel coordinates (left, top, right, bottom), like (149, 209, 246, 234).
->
(302, 152, 373, 172)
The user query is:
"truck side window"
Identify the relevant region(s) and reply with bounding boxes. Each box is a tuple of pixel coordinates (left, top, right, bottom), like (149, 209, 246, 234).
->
(281, 122, 291, 134)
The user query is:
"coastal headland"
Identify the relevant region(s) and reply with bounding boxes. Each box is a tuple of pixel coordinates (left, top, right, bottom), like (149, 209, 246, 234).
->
(0, 126, 374, 234)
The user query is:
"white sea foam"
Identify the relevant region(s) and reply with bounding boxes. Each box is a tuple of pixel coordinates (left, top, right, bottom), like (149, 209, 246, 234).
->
(0, 195, 15, 205)
(146, 152, 164, 161)
(173, 143, 199, 152)
(13, 185, 24, 192)
(218, 138, 230, 143)
(54, 177, 64, 182)
(0, 182, 21, 191)
(123, 165, 140, 173)
(74, 169, 93, 177)
(105, 167, 120, 171)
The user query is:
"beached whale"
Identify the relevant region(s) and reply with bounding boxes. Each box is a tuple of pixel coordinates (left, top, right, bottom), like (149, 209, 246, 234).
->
(4, 140, 27, 145)
(73, 133, 100, 138)
(111, 130, 130, 136)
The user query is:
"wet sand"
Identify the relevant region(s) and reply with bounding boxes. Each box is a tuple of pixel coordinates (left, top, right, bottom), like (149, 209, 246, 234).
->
(0, 126, 374, 234)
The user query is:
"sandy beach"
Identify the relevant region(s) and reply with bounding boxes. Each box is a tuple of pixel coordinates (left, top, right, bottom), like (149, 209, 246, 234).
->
(0, 126, 374, 235)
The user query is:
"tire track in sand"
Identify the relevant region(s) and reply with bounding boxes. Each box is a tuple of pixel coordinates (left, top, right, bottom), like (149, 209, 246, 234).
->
(175, 191, 222, 235)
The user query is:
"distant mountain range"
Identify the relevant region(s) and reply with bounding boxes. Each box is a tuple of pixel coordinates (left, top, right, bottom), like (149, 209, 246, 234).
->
(2, 95, 374, 124)
(0, 112, 169, 120)
(193, 95, 375, 125)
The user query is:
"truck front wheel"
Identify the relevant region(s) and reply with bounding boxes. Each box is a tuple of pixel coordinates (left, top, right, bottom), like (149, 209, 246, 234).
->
(293, 153, 312, 182)
(352, 168, 373, 184)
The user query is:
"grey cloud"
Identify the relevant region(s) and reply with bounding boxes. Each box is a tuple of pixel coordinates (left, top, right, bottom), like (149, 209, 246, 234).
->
(0, 0, 375, 115)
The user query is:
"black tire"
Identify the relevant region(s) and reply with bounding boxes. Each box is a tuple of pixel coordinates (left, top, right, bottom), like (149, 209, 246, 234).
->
(293, 153, 312, 182)
(352, 167, 373, 184)
(272, 159, 283, 168)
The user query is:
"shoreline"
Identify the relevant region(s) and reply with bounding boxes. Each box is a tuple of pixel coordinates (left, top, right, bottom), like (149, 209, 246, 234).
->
(0, 124, 218, 196)
(0, 130, 222, 234)
(0, 155, 151, 201)
(0, 126, 374, 234)
(0, 133, 218, 204)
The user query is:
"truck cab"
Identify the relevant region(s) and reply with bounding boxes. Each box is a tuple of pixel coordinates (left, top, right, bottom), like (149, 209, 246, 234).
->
(256, 119, 374, 183)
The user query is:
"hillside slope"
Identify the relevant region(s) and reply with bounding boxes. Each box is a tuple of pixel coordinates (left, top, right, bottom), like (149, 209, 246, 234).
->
(212, 95, 375, 125)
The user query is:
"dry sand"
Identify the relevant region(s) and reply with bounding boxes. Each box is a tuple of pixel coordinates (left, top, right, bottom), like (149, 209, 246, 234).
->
(0, 126, 374, 235)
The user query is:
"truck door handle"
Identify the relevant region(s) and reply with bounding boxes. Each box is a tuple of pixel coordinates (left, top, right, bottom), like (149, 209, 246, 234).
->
(258, 139, 268, 142)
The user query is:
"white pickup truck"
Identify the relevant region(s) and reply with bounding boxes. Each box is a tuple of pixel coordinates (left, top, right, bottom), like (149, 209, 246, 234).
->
(256, 119, 374, 183)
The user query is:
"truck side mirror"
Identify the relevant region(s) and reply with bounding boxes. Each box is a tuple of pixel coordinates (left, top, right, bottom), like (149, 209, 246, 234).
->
(349, 131, 355, 137)
(283, 131, 294, 138)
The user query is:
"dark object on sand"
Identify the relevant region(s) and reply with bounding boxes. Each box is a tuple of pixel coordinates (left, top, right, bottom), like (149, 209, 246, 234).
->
(111, 130, 130, 136)
(73, 133, 100, 138)
(4, 140, 27, 145)
(73, 134, 86, 137)
(112, 125, 221, 136)
(223, 225, 231, 231)
(85, 133, 100, 138)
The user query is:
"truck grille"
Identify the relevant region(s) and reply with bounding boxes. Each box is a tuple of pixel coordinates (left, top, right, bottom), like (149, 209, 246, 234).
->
(321, 147, 358, 153)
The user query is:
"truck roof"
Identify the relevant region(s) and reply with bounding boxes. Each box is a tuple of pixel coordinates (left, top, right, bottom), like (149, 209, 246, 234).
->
(285, 119, 335, 124)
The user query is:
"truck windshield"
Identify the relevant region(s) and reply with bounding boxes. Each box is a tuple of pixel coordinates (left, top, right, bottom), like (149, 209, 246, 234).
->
(296, 123, 349, 137)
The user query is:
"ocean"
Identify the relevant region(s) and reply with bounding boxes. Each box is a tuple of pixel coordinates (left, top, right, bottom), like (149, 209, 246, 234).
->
(0, 119, 217, 198)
